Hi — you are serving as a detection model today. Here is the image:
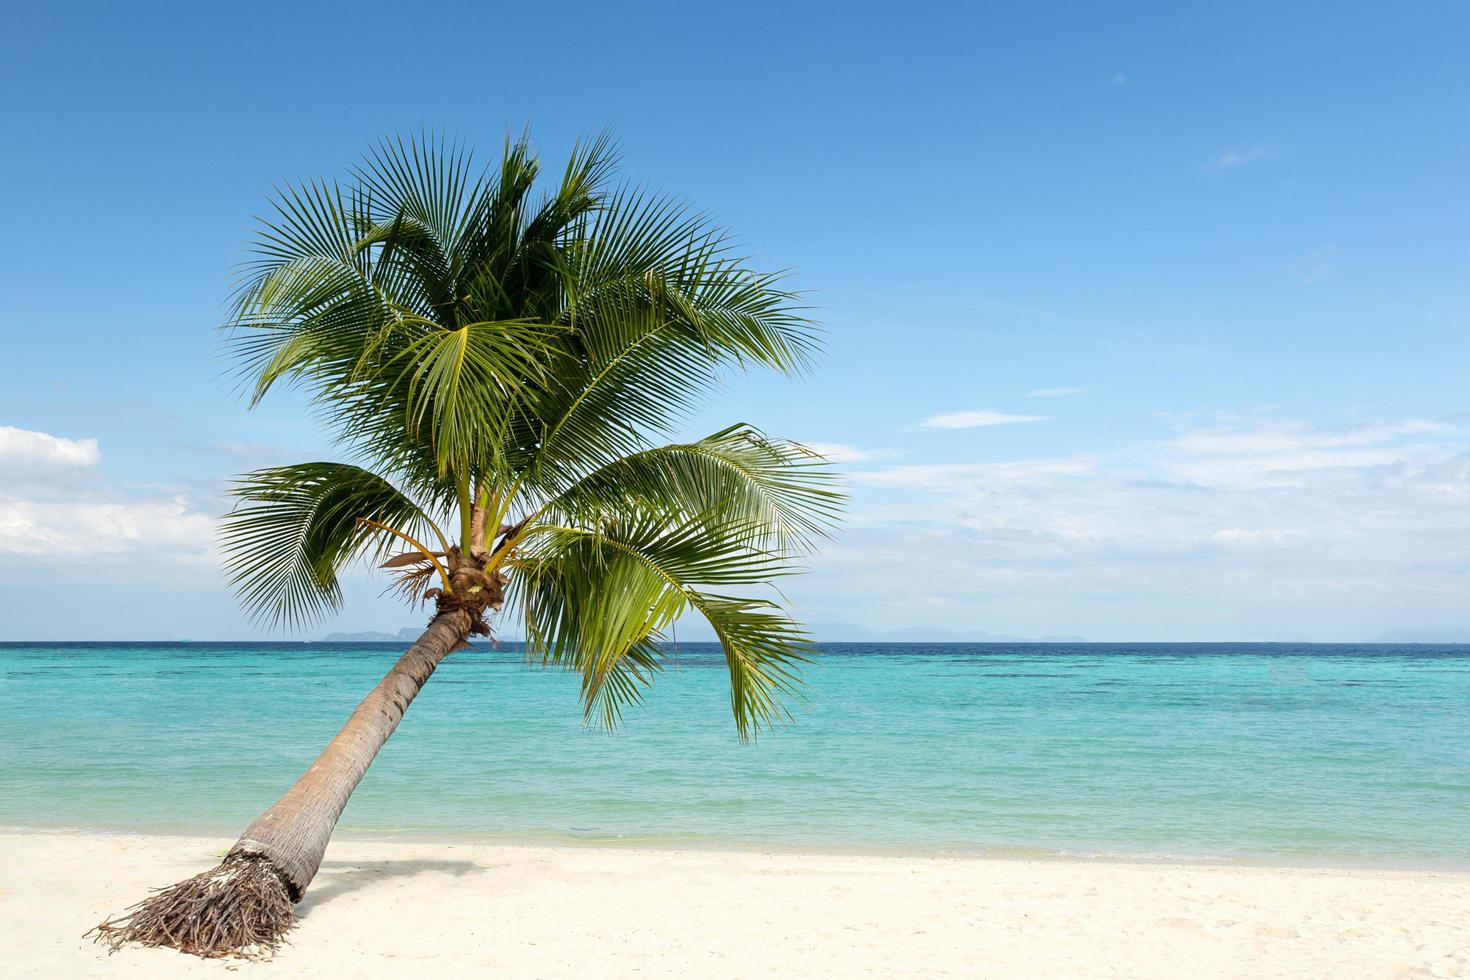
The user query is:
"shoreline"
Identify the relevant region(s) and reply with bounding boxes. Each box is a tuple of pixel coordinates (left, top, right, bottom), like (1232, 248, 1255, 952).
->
(5, 823, 1467, 874)
(6, 830, 1468, 977)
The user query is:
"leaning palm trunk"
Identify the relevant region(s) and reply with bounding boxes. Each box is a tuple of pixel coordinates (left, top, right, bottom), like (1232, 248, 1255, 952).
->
(92, 593, 484, 956)
(232, 605, 472, 892)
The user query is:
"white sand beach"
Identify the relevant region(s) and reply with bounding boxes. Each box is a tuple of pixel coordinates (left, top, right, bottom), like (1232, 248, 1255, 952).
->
(4, 832, 1467, 978)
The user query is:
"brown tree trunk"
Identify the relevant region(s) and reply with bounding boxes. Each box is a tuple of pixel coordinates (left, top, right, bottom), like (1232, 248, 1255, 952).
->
(92, 600, 481, 956)
(230, 605, 474, 897)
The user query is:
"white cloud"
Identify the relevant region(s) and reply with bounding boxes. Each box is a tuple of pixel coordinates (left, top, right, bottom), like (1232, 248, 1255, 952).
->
(0, 430, 214, 567)
(852, 456, 1095, 488)
(1164, 449, 1410, 488)
(1212, 527, 1308, 545)
(920, 410, 1049, 429)
(1109, 71, 1128, 86)
(1204, 144, 1273, 172)
(1164, 419, 1450, 488)
(1172, 419, 1444, 456)
(0, 496, 213, 558)
(1025, 387, 1082, 399)
(211, 441, 274, 458)
(804, 442, 879, 463)
(793, 414, 1470, 640)
(0, 425, 100, 469)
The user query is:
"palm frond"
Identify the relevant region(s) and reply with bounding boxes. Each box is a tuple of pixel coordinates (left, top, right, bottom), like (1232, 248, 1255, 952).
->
(220, 462, 445, 629)
(560, 186, 819, 373)
(386, 318, 564, 477)
(523, 295, 720, 493)
(546, 425, 843, 551)
(514, 514, 810, 738)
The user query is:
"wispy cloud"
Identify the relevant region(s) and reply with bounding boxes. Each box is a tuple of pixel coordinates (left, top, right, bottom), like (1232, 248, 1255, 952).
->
(210, 441, 281, 458)
(921, 410, 1049, 429)
(1163, 420, 1449, 489)
(1212, 527, 1308, 546)
(804, 442, 880, 463)
(1025, 387, 1081, 399)
(796, 413, 1470, 640)
(1171, 419, 1445, 455)
(1203, 144, 1274, 172)
(1108, 71, 1128, 86)
(851, 456, 1096, 487)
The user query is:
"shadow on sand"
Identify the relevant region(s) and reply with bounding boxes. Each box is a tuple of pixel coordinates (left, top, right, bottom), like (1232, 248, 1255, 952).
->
(296, 857, 494, 917)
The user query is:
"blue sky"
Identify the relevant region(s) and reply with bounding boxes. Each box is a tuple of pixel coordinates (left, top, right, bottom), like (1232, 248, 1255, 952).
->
(2, 1, 1468, 640)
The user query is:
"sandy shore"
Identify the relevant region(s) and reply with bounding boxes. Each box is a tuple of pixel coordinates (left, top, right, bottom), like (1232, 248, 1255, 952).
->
(4, 832, 1467, 978)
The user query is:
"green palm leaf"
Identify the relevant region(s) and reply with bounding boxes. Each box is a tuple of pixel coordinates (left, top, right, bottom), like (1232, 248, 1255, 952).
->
(515, 514, 812, 738)
(221, 463, 447, 629)
(547, 425, 843, 550)
(389, 318, 564, 476)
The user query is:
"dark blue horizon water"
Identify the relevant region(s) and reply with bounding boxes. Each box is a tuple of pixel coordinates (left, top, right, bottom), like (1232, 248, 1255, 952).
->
(2, 642, 1467, 866)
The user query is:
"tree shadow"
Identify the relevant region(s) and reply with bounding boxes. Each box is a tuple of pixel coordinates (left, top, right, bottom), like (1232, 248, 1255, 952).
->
(296, 857, 495, 917)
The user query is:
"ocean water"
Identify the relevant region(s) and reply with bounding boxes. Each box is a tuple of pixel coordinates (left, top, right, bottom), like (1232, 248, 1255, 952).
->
(2, 642, 1467, 866)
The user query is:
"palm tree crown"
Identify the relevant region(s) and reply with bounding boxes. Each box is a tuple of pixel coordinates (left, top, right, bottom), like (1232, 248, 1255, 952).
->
(221, 133, 841, 738)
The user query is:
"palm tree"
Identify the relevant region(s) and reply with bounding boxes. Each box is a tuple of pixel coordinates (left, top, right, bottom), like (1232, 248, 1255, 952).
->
(93, 133, 839, 957)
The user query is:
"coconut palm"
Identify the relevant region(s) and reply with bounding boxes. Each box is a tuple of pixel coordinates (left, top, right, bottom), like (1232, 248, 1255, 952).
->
(93, 133, 839, 957)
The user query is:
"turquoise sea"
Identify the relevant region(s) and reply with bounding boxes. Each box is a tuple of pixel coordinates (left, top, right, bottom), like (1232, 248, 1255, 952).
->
(2, 642, 1467, 866)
